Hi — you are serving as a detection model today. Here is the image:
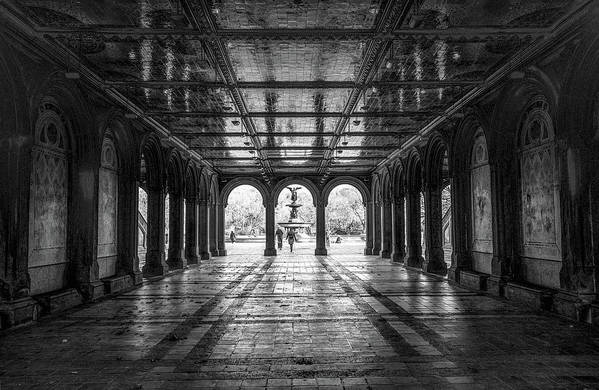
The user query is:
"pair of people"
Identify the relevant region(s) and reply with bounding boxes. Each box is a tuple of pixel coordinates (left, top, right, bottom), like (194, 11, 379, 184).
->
(276, 227, 297, 252)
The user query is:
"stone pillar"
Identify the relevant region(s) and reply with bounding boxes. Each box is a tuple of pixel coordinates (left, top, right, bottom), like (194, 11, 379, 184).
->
(125, 180, 143, 285)
(391, 197, 406, 263)
(184, 197, 200, 265)
(364, 200, 374, 255)
(264, 199, 277, 256)
(217, 202, 227, 256)
(198, 199, 211, 260)
(422, 183, 447, 275)
(380, 200, 392, 258)
(372, 202, 382, 255)
(209, 202, 218, 257)
(167, 192, 186, 269)
(143, 188, 168, 276)
(405, 189, 424, 268)
(315, 201, 328, 256)
(448, 174, 471, 282)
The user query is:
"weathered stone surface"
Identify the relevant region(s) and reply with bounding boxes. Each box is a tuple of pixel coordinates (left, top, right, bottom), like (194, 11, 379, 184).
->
(460, 270, 489, 291)
(1, 251, 598, 388)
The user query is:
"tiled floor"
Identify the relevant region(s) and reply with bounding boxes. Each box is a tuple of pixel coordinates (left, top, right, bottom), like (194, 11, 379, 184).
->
(2, 249, 599, 389)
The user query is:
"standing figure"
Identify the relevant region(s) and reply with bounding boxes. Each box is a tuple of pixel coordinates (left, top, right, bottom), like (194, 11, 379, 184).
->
(286, 229, 297, 253)
(229, 230, 236, 244)
(276, 226, 284, 250)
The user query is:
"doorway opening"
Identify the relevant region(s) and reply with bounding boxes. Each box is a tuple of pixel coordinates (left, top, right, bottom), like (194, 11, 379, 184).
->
(275, 184, 315, 254)
(326, 184, 366, 255)
(225, 185, 265, 255)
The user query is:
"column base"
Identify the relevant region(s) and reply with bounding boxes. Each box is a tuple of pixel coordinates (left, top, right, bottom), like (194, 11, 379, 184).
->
(264, 248, 277, 256)
(391, 251, 405, 263)
(422, 258, 447, 276)
(35, 288, 83, 316)
(380, 249, 391, 259)
(315, 248, 328, 256)
(102, 275, 134, 295)
(186, 255, 200, 265)
(406, 255, 424, 269)
(218, 249, 227, 256)
(200, 251, 212, 261)
(143, 250, 168, 277)
(364, 247, 373, 255)
(132, 270, 144, 285)
(167, 256, 187, 270)
(0, 297, 40, 329)
(372, 247, 381, 256)
(80, 281, 106, 301)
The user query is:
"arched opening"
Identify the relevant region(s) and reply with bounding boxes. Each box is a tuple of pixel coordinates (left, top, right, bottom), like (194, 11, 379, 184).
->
(275, 184, 315, 254)
(137, 184, 148, 271)
(326, 184, 366, 255)
(442, 183, 452, 269)
(97, 137, 119, 279)
(225, 185, 266, 255)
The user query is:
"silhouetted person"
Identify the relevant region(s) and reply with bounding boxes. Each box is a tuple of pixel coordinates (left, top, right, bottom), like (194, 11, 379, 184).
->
(286, 229, 297, 253)
(276, 227, 284, 250)
(229, 230, 236, 244)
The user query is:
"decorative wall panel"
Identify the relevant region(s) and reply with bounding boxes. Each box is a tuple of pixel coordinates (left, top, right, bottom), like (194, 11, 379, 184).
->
(470, 130, 493, 255)
(28, 109, 69, 295)
(97, 138, 119, 279)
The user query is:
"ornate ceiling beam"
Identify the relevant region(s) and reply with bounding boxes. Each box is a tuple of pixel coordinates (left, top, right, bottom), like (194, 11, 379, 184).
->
(318, 0, 416, 177)
(107, 80, 478, 88)
(179, 0, 273, 177)
(152, 110, 439, 118)
(40, 26, 548, 41)
(173, 131, 416, 137)
(193, 146, 396, 151)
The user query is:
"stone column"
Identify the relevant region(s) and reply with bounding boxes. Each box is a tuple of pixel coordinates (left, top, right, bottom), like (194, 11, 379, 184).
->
(372, 202, 382, 255)
(422, 183, 447, 275)
(448, 174, 471, 282)
(405, 189, 424, 268)
(391, 196, 406, 263)
(380, 200, 392, 258)
(198, 199, 211, 260)
(209, 202, 218, 257)
(264, 199, 277, 256)
(364, 200, 374, 255)
(120, 177, 142, 284)
(143, 188, 168, 276)
(167, 192, 186, 269)
(184, 197, 200, 265)
(315, 201, 328, 256)
(217, 202, 227, 256)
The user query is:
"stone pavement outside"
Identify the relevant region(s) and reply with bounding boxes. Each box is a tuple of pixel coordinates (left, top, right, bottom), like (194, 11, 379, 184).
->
(1, 248, 599, 389)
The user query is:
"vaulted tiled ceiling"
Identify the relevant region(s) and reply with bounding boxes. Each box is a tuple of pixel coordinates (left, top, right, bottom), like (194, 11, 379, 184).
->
(14, 0, 576, 179)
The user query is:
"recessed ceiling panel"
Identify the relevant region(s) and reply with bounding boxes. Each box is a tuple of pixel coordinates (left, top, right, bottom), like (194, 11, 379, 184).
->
(199, 150, 257, 159)
(349, 116, 428, 133)
(79, 40, 218, 82)
(168, 117, 242, 134)
(259, 135, 332, 148)
(19, 0, 190, 28)
(242, 88, 351, 112)
(374, 39, 527, 83)
(228, 41, 364, 82)
(339, 135, 399, 147)
(404, 0, 571, 28)
(208, 0, 384, 29)
(358, 86, 471, 112)
(115, 86, 236, 113)
(180, 135, 247, 148)
(253, 117, 339, 133)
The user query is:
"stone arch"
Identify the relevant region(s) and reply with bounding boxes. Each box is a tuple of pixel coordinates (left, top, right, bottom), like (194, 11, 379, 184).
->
(391, 160, 406, 199)
(165, 149, 185, 196)
(271, 177, 320, 207)
(209, 175, 219, 205)
(404, 148, 424, 193)
(199, 170, 212, 202)
(321, 177, 370, 207)
(220, 177, 270, 208)
(184, 161, 200, 200)
(139, 134, 165, 191)
(371, 174, 382, 204)
(424, 132, 449, 189)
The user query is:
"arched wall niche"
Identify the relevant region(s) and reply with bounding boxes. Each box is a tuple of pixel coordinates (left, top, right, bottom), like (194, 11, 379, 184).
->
(28, 100, 72, 295)
(139, 134, 165, 192)
(469, 127, 494, 274)
(184, 162, 200, 200)
(165, 149, 185, 196)
(516, 95, 562, 289)
(97, 136, 119, 279)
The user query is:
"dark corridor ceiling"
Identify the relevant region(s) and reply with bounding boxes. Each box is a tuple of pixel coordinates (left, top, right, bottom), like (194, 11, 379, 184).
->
(11, 0, 577, 179)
